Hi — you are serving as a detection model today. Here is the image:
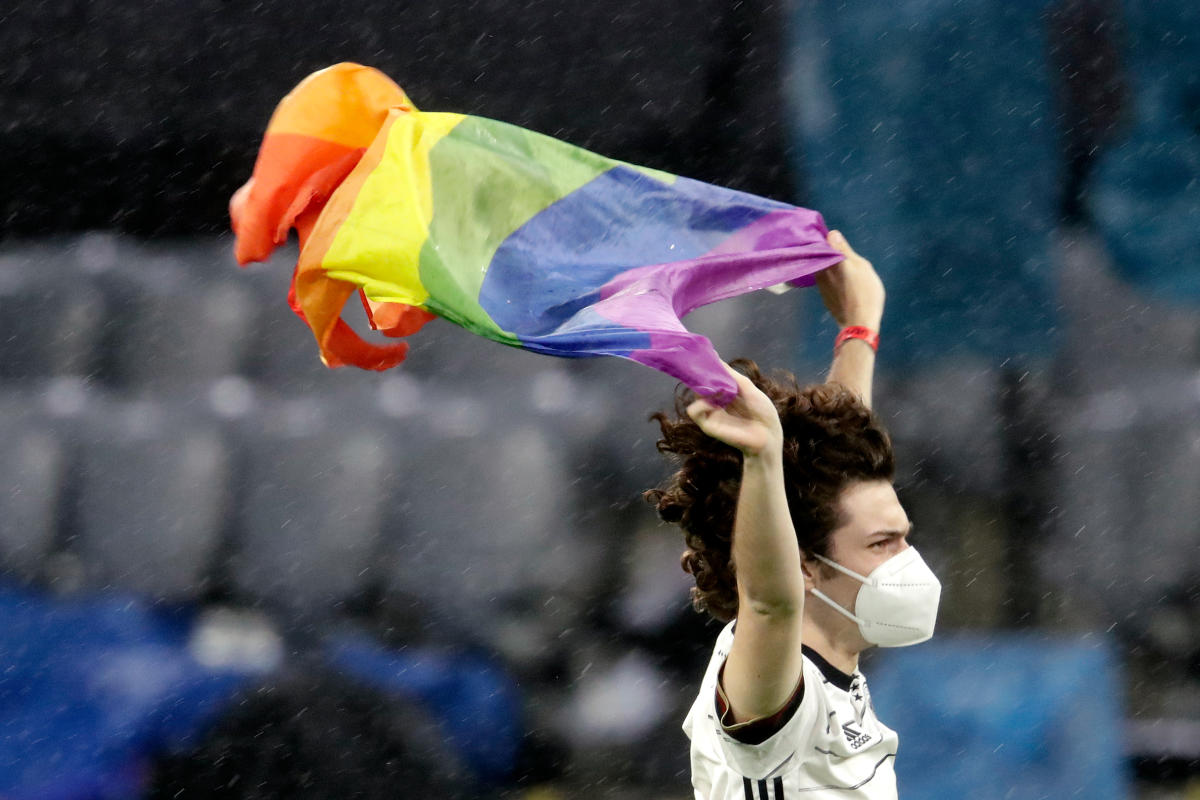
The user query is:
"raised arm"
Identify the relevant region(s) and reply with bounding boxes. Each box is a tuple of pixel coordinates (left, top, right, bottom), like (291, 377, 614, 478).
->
(817, 231, 885, 409)
(681, 232, 883, 725)
(687, 368, 807, 723)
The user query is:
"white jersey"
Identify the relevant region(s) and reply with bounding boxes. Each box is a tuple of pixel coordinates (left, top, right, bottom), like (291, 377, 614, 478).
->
(683, 621, 898, 799)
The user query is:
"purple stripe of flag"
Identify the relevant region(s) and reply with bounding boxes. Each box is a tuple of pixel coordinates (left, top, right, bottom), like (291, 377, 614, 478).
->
(593, 208, 842, 403)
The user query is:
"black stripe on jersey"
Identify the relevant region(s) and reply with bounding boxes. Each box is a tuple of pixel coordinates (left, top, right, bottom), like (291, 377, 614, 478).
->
(741, 776, 787, 799)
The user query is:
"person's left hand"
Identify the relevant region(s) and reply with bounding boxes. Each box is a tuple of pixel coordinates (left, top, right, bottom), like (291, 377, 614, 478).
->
(816, 230, 884, 330)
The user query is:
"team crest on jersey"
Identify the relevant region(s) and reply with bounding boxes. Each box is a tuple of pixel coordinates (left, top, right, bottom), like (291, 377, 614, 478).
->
(841, 721, 872, 749)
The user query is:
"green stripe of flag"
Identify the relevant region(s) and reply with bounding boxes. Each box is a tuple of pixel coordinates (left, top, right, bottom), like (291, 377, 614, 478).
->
(417, 115, 672, 339)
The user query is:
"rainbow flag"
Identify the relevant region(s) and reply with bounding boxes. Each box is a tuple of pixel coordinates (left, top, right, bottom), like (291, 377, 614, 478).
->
(232, 63, 842, 403)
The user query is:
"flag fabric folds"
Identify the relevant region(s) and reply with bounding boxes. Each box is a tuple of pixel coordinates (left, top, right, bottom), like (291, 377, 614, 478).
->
(232, 63, 843, 404)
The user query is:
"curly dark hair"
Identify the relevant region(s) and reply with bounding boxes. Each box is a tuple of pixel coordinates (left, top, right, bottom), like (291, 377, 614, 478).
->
(645, 359, 895, 622)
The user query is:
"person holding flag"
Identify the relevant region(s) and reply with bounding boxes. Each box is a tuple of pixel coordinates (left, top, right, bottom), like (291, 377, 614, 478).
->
(647, 231, 942, 799)
(232, 64, 940, 796)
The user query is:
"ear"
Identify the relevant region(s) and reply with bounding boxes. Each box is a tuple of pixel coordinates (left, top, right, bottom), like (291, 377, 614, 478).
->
(800, 553, 820, 593)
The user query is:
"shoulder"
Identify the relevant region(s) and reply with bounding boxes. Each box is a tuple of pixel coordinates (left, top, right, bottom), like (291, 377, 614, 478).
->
(684, 623, 826, 780)
(686, 642, 901, 796)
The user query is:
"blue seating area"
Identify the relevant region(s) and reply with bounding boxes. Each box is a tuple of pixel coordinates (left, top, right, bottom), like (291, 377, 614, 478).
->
(870, 635, 1128, 800)
(0, 583, 529, 798)
(0, 585, 253, 800)
(1088, 0, 1200, 302)
(785, 0, 1062, 367)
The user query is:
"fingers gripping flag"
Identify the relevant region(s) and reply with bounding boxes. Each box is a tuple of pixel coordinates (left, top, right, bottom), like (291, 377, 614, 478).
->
(232, 63, 843, 404)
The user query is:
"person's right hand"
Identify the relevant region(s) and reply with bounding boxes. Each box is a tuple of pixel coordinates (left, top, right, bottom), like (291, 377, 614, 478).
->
(816, 230, 885, 330)
(687, 365, 782, 458)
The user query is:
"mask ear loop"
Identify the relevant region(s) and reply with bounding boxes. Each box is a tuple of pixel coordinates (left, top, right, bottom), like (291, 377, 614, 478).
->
(808, 553, 872, 625)
(809, 587, 867, 626)
(812, 553, 873, 584)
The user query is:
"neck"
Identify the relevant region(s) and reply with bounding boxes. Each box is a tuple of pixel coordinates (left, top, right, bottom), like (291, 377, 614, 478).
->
(802, 607, 865, 675)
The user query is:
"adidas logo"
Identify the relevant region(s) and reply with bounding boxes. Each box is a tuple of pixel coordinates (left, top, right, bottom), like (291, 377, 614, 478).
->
(842, 721, 872, 750)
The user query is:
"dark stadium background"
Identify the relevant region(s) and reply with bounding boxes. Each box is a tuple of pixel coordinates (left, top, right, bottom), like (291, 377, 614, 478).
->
(1, 1, 1197, 798)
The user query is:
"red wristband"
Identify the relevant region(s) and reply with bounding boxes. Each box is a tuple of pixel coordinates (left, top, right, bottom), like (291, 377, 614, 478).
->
(835, 326, 879, 353)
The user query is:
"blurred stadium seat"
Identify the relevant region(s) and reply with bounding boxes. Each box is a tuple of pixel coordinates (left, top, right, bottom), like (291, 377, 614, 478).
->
(882, 364, 1009, 498)
(0, 397, 65, 585)
(0, 259, 106, 381)
(1046, 228, 1200, 650)
(230, 398, 392, 623)
(98, 264, 256, 390)
(381, 394, 597, 664)
(1048, 376, 1200, 644)
(74, 398, 231, 602)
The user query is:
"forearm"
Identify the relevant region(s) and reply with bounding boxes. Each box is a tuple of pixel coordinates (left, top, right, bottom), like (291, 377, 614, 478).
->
(814, 229, 883, 409)
(685, 366, 805, 719)
(826, 338, 876, 410)
(731, 450, 805, 613)
(721, 448, 807, 722)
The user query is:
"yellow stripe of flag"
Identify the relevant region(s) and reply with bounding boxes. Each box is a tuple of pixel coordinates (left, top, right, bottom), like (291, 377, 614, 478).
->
(320, 110, 466, 309)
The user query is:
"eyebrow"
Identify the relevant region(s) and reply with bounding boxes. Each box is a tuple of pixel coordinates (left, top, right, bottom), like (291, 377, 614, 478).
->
(871, 523, 914, 538)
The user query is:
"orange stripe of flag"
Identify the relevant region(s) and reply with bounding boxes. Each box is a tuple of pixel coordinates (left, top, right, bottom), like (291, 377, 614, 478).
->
(293, 113, 412, 370)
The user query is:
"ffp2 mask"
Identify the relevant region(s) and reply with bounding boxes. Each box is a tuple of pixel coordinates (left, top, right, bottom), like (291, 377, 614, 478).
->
(809, 547, 941, 647)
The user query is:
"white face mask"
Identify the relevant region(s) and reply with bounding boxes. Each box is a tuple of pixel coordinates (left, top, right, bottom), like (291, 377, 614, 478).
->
(808, 547, 942, 647)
